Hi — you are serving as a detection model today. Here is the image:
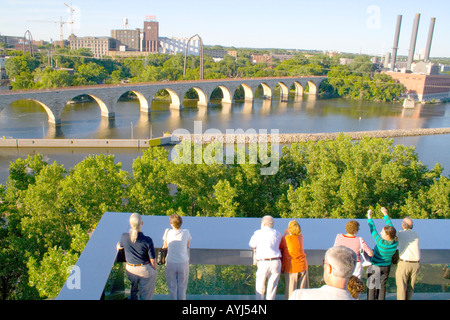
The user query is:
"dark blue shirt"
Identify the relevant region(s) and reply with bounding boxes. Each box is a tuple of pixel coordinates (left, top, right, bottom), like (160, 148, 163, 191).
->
(119, 232, 156, 264)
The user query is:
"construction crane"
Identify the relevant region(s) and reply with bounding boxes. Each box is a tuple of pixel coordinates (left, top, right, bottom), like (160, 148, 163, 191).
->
(64, 3, 75, 36)
(27, 16, 72, 42)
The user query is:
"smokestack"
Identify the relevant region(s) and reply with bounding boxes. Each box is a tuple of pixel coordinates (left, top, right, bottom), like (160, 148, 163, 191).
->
(407, 13, 421, 71)
(390, 15, 402, 71)
(424, 17, 436, 62)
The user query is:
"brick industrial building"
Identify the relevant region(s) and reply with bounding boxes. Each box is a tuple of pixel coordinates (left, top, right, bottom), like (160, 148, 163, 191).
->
(385, 71, 450, 102)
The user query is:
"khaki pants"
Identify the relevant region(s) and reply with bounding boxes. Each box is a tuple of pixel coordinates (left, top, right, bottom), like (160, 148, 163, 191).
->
(284, 270, 309, 300)
(396, 261, 420, 300)
(255, 259, 281, 300)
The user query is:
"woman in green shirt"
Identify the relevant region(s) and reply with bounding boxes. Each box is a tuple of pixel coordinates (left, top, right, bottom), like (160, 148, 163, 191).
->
(366, 207, 398, 300)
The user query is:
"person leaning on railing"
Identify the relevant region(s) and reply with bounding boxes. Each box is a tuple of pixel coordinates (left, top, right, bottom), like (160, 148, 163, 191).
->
(279, 220, 309, 300)
(395, 216, 420, 300)
(162, 213, 192, 300)
(249, 215, 282, 300)
(116, 213, 157, 300)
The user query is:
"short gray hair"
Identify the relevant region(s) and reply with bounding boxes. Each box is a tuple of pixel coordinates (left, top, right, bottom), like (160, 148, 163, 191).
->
(402, 217, 413, 230)
(261, 215, 274, 228)
(325, 246, 356, 279)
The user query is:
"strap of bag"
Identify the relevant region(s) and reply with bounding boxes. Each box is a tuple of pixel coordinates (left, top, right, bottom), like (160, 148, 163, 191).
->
(359, 237, 367, 261)
(359, 237, 364, 253)
(162, 228, 169, 249)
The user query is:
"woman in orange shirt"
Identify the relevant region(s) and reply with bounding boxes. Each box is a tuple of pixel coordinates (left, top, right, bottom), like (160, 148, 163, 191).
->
(279, 220, 309, 299)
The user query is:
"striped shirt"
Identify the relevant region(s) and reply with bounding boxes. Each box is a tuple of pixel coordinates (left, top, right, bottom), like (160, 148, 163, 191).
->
(367, 215, 398, 266)
(333, 234, 373, 262)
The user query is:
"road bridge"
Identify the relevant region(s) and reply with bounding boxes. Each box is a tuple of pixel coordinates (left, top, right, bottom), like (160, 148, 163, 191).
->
(0, 76, 326, 124)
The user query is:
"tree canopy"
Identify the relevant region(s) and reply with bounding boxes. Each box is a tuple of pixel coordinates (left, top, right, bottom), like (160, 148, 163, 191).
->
(4, 48, 405, 102)
(0, 135, 448, 299)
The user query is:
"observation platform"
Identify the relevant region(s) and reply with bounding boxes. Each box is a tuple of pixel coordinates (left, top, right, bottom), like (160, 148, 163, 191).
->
(57, 212, 450, 300)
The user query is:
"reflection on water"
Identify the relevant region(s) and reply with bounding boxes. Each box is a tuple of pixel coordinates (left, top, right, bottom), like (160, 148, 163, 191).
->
(1, 94, 449, 182)
(1, 94, 450, 139)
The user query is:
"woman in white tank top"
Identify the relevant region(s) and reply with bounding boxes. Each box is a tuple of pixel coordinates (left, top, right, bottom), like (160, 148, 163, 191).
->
(163, 213, 192, 300)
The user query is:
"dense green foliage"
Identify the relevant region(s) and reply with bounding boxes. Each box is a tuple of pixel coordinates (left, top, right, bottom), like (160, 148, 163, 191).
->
(325, 66, 405, 102)
(4, 48, 405, 101)
(0, 135, 448, 299)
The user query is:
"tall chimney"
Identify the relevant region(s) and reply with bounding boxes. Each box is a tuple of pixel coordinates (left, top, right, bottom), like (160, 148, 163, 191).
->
(407, 13, 421, 71)
(424, 17, 436, 62)
(390, 15, 402, 71)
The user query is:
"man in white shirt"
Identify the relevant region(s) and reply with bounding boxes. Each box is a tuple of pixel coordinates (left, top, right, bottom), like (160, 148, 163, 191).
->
(249, 215, 282, 300)
(396, 217, 420, 300)
(289, 246, 356, 300)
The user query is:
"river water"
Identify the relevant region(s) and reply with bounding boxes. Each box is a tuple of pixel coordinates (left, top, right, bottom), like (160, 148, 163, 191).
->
(1, 93, 449, 183)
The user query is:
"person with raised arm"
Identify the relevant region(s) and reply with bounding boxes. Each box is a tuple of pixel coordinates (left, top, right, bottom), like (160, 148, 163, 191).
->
(366, 207, 398, 300)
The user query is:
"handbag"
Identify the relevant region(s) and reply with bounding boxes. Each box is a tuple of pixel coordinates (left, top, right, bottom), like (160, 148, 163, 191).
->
(359, 237, 372, 267)
(157, 228, 169, 265)
(157, 247, 167, 265)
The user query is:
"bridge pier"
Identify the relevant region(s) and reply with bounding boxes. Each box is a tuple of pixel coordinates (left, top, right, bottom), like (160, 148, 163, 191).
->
(38, 97, 66, 125)
(294, 82, 304, 96)
(101, 111, 115, 119)
(133, 90, 150, 113)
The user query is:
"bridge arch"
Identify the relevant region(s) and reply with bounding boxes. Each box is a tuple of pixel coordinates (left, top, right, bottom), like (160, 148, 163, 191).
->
(277, 82, 290, 97)
(217, 85, 232, 104)
(293, 81, 304, 96)
(259, 83, 272, 99)
(64, 94, 111, 119)
(117, 90, 149, 112)
(154, 88, 181, 109)
(240, 83, 253, 101)
(307, 80, 318, 95)
(22, 99, 58, 124)
(189, 87, 208, 107)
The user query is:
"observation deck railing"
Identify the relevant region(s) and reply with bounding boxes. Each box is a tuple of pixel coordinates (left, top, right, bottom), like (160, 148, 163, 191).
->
(57, 212, 450, 300)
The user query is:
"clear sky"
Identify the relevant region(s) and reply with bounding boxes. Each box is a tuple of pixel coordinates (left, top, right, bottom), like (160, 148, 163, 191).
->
(1, 0, 449, 57)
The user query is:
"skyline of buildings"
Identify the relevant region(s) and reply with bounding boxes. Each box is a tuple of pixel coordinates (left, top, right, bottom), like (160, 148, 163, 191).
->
(2, 11, 450, 102)
(3, 1, 450, 59)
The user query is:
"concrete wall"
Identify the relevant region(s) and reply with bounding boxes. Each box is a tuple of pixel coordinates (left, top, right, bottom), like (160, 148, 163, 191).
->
(0, 136, 174, 148)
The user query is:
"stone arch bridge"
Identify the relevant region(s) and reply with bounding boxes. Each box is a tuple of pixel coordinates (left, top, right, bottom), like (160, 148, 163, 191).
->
(0, 76, 327, 125)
